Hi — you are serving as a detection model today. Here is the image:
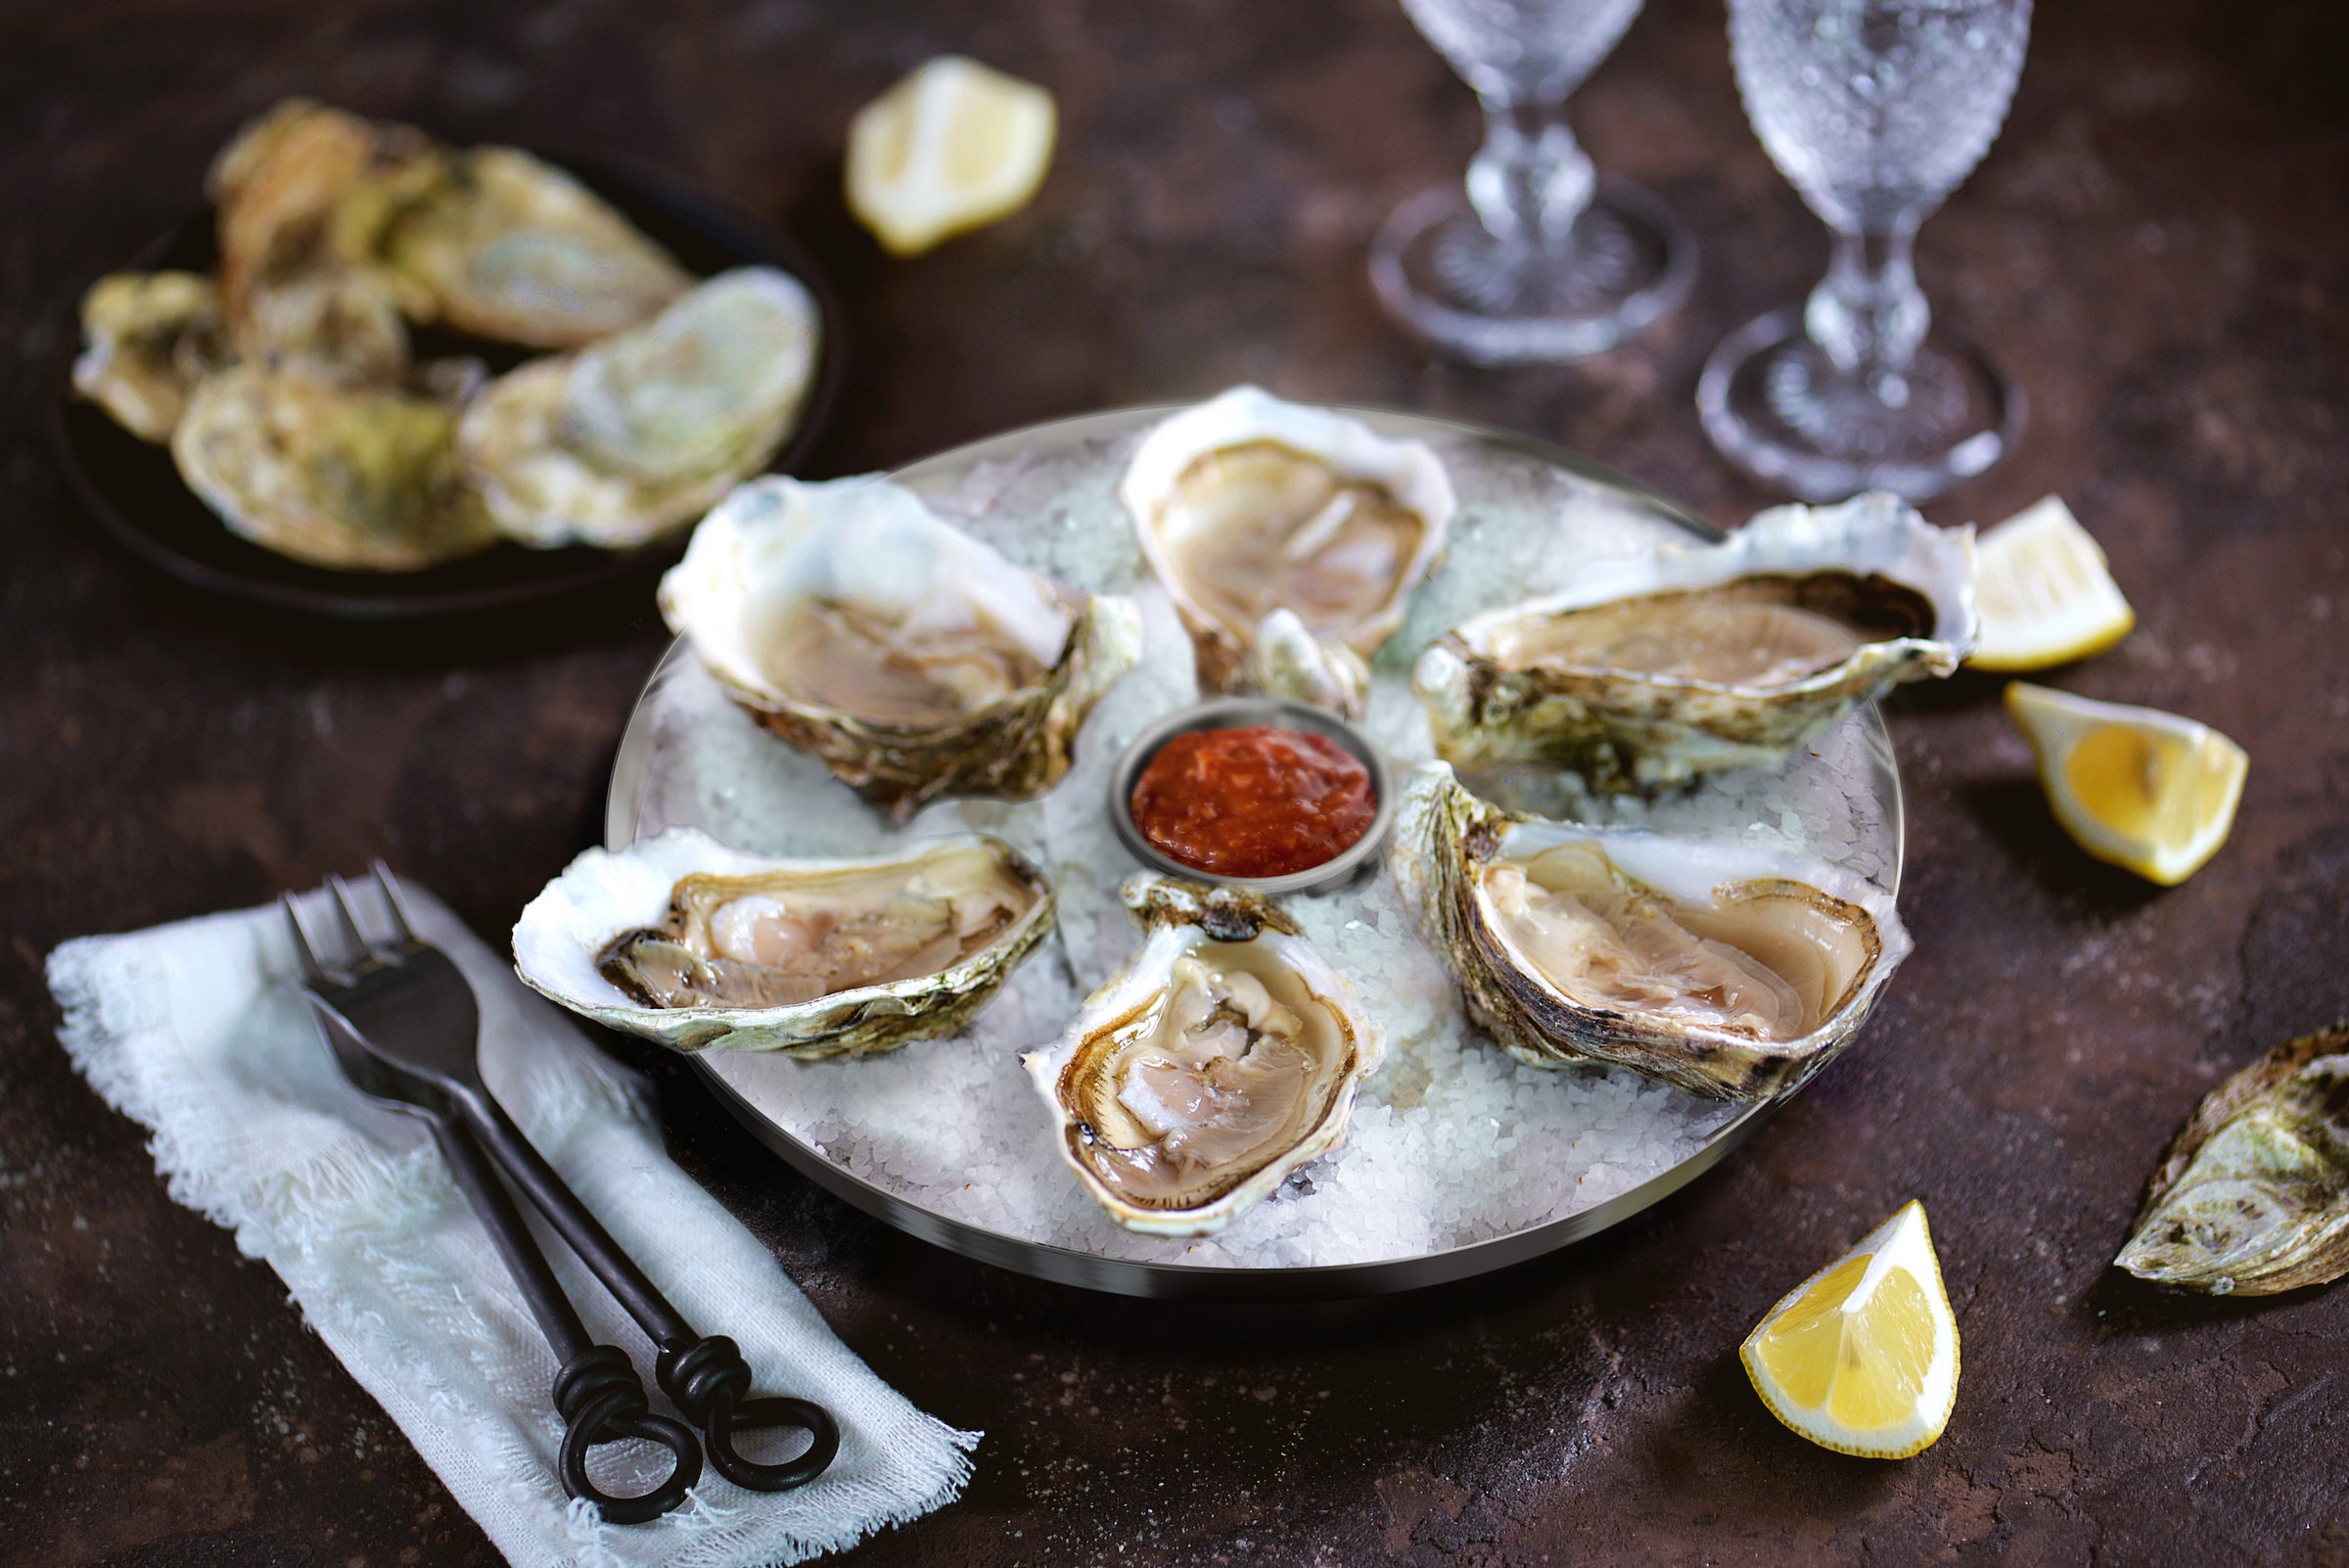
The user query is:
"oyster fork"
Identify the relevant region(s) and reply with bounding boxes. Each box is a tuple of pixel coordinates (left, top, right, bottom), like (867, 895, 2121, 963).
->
(283, 865, 840, 1511)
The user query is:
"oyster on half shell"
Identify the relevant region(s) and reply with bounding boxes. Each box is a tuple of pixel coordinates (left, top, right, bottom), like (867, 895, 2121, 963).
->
(1415, 490, 1977, 794)
(459, 267, 820, 549)
(660, 475, 1144, 820)
(2116, 1023, 2349, 1296)
(1122, 386, 1452, 703)
(512, 826, 1054, 1056)
(1022, 874, 1386, 1235)
(1391, 762, 1911, 1100)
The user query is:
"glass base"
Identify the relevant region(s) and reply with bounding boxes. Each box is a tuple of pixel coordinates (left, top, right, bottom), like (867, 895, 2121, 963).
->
(1370, 179, 1694, 365)
(1697, 308, 2024, 502)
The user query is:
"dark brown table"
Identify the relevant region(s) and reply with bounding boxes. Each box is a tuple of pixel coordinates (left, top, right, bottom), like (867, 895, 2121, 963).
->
(6, 1, 2347, 1562)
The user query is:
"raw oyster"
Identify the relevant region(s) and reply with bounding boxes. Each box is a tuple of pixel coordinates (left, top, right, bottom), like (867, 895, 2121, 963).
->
(512, 826, 1053, 1056)
(71, 272, 230, 442)
(375, 145, 691, 348)
(1390, 762, 1911, 1100)
(660, 474, 1144, 819)
(171, 364, 500, 571)
(1121, 386, 1453, 694)
(207, 99, 427, 381)
(2116, 1023, 2349, 1296)
(458, 267, 819, 549)
(1415, 490, 1977, 794)
(1022, 874, 1386, 1235)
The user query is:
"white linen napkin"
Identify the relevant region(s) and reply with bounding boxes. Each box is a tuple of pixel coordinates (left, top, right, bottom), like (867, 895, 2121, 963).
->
(46, 886, 977, 1568)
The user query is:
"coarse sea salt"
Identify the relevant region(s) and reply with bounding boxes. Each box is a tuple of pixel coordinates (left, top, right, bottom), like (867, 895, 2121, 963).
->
(610, 415, 1901, 1273)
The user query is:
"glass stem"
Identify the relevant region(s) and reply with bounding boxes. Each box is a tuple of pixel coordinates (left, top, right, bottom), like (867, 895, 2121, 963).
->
(1465, 94, 1593, 256)
(1805, 220, 1930, 396)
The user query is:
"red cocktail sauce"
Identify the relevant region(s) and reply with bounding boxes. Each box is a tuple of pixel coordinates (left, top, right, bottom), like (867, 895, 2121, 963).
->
(1129, 725, 1377, 878)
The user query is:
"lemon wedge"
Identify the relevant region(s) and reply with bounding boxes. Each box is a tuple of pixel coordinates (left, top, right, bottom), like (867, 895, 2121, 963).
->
(846, 57, 1056, 257)
(1741, 1200, 1960, 1459)
(1968, 496, 2136, 670)
(2004, 681, 2248, 886)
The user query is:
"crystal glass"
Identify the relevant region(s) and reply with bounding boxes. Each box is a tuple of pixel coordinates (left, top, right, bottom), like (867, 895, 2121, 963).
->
(1371, 0, 1695, 364)
(1700, 0, 2031, 500)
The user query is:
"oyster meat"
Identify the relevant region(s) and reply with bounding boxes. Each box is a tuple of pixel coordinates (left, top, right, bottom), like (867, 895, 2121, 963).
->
(660, 474, 1144, 819)
(1022, 874, 1386, 1235)
(459, 267, 820, 549)
(71, 272, 230, 442)
(513, 826, 1053, 1056)
(2116, 1023, 2349, 1296)
(1391, 762, 1911, 1100)
(1415, 490, 1977, 794)
(376, 145, 692, 348)
(1122, 386, 1453, 701)
(171, 363, 500, 571)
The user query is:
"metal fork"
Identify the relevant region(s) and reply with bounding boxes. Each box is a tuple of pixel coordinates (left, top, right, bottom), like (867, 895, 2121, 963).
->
(283, 865, 840, 1512)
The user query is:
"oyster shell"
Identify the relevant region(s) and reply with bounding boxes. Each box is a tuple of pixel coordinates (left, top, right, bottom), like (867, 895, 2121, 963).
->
(375, 145, 692, 348)
(1122, 386, 1453, 695)
(207, 99, 428, 381)
(2115, 1023, 2349, 1296)
(1236, 608, 1371, 720)
(660, 474, 1144, 820)
(1390, 762, 1911, 1100)
(1415, 491, 1977, 794)
(458, 267, 819, 549)
(71, 272, 230, 442)
(512, 826, 1054, 1057)
(1021, 874, 1386, 1235)
(171, 363, 500, 571)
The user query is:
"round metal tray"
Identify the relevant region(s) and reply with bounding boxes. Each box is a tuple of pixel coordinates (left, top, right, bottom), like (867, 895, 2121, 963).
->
(605, 404, 1906, 1301)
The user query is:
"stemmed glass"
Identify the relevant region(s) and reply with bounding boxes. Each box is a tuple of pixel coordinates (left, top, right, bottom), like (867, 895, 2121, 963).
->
(1372, 0, 1695, 364)
(1700, 0, 2032, 500)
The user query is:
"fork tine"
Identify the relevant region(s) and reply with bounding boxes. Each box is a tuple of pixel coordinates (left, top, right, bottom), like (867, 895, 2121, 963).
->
(280, 894, 329, 987)
(326, 874, 374, 960)
(370, 859, 419, 945)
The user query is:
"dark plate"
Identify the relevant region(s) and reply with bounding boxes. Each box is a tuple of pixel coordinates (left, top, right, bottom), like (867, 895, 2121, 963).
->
(50, 153, 845, 622)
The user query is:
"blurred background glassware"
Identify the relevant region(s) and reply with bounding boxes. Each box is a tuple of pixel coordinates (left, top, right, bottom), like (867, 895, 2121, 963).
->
(1700, 0, 2031, 501)
(1371, 0, 1695, 364)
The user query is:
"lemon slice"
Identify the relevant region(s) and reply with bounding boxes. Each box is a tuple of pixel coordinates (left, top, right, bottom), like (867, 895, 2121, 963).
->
(846, 57, 1056, 257)
(1968, 496, 2136, 670)
(1741, 1200, 1959, 1459)
(2004, 681, 2248, 886)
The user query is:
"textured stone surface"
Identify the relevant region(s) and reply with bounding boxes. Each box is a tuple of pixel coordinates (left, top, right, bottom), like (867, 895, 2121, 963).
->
(4, 0, 2348, 1563)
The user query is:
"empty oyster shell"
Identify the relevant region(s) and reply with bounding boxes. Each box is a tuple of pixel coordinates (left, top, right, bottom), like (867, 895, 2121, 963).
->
(458, 267, 819, 549)
(1415, 491, 1977, 795)
(376, 145, 691, 348)
(171, 363, 500, 571)
(2115, 1023, 2349, 1296)
(661, 474, 1144, 820)
(1022, 873, 1386, 1235)
(71, 272, 230, 442)
(512, 826, 1054, 1056)
(1121, 386, 1453, 695)
(1391, 762, 1911, 1100)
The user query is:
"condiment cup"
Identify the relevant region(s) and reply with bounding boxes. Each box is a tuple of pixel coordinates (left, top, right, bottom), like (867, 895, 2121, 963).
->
(1108, 696, 1395, 899)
